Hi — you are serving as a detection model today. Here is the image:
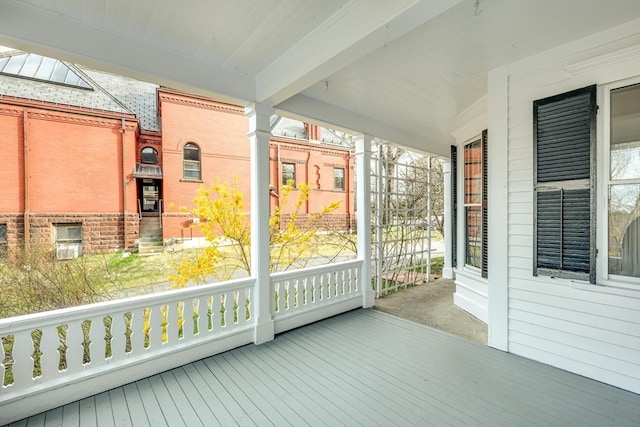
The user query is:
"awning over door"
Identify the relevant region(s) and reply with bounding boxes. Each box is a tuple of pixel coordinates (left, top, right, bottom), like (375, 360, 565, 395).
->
(133, 164, 162, 179)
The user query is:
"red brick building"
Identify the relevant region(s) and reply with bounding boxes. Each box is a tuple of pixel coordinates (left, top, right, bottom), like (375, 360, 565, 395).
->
(0, 50, 354, 256)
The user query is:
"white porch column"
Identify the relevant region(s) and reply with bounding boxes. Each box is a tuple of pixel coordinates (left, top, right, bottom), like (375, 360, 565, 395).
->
(487, 65, 509, 351)
(442, 159, 454, 279)
(245, 103, 275, 345)
(356, 134, 375, 308)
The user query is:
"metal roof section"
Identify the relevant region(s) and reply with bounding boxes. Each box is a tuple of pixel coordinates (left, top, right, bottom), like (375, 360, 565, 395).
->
(271, 115, 351, 147)
(0, 51, 92, 89)
(0, 51, 131, 115)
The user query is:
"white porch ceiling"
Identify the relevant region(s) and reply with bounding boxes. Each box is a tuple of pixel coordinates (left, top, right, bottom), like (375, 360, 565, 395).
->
(1, 0, 639, 157)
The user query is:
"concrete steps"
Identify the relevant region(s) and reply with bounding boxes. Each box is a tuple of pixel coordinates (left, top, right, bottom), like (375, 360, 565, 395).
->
(139, 216, 163, 255)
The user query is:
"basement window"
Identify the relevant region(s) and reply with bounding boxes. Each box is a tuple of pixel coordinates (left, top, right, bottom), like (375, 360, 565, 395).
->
(0, 224, 6, 260)
(54, 223, 83, 260)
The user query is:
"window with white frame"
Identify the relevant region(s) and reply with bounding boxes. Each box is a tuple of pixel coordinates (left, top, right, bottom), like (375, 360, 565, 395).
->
(334, 167, 345, 191)
(282, 162, 296, 187)
(605, 81, 640, 281)
(534, 80, 640, 285)
(183, 142, 201, 180)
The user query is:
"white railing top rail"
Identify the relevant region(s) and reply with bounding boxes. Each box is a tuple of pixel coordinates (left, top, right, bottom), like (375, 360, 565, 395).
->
(270, 259, 362, 282)
(0, 277, 255, 332)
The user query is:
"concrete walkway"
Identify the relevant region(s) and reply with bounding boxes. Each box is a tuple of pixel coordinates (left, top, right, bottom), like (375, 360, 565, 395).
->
(373, 278, 488, 345)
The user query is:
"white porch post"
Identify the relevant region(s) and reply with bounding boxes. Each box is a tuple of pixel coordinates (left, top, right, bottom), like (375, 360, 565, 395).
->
(356, 134, 375, 308)
(442, 159, 454, 279)
(246, 103, 275, 345)
(487, 66, 509, 351)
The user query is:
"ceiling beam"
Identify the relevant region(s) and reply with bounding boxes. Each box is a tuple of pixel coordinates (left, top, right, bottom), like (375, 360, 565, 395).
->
(276, 94, 450, 157)
(255, 0, 462, 106)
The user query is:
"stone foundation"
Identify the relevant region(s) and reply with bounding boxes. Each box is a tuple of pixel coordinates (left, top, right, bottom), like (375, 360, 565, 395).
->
(0, 213, 140, 255)
(278, 213, 354, 232)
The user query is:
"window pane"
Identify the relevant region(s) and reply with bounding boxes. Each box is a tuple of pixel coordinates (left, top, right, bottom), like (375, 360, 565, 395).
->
(183, 160, 201, 179)
(608, 184, 640, 277)
(282, 163, 295, 186)
(610, 84, 640, 180)
(464, 139, 482, 204)
(141, 147, 158, 164)
(466, 206, 482, 268)
(183, 144, 199, 161)
(334, 168, 345, 190)
(56, 224, 82, 243)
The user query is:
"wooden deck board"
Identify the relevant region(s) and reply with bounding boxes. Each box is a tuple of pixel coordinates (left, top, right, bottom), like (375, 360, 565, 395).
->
(13, 308, 640, 427)
(93, 392, 114, 427)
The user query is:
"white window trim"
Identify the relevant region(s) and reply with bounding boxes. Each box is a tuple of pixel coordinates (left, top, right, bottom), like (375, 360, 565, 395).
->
(596, 76, 640, 290)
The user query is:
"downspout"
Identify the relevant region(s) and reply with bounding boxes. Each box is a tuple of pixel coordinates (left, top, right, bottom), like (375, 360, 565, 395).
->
(23, 109, 30, 253)
(121, 118, 128, 250)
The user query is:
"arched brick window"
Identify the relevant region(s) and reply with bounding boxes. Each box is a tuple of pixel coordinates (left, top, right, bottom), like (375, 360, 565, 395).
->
(141, 147, 158, 164)
(183, 143, 201, 180)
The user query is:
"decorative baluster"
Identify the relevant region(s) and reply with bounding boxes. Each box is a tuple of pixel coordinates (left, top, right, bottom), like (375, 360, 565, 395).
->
(83, 315, 107, 369)
(284, 281, 292, 311)
(312, 274, 320, 304)
(1, 334, 16, 387)
(273, 282, 281, 313)
(158, 304, 169, 345)
(293, 278, 301, 309)
(206, 296, 214, 332)
(64, 321, 83, 374)
(148, 305, 163, 349)
(301, 276, 308, 306)
(236, 289, 248, 325)
(176, 300, 186, 341)
(109, 313, 126, 360)
(185, 298, 199, 340)
(220, 294, 229, 328)
(244, 288, 252, 322)
(8, 331, 31, 391)
(232, 291, 239, 326)
(129, 309, 145, 354)
(38, 326, 59, 381)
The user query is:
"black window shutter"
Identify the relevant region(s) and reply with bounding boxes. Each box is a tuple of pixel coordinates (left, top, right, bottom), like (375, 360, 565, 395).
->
(533, 85, 596, 283)
(481, 130, 488, 279)
(451, 145, 457, 268)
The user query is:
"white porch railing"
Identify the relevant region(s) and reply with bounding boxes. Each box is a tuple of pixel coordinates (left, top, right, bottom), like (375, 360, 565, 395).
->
(271, 259, 363, 334)
(0, 261, 366, 424)
(0, 278, 256, 423)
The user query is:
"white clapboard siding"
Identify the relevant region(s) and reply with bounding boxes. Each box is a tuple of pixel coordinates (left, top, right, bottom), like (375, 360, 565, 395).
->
(504, 21, 640, 393)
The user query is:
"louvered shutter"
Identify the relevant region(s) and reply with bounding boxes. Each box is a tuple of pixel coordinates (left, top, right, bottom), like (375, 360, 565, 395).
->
(481, 130, 488, 279)
(451, 145, 457, 268)
(533, 85, 596, 283)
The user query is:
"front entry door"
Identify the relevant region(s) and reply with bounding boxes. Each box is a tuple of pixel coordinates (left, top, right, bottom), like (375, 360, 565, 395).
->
(140, 179, 161, 213)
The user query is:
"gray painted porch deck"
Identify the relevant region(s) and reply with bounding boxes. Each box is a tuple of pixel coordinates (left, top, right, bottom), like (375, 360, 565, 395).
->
(10, 309, 640, 427)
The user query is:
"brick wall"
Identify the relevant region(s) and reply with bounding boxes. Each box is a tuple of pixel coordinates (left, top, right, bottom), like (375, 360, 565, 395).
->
(0, 213, 139, 254)
(278, 213, 355, 233)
